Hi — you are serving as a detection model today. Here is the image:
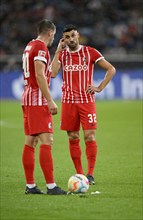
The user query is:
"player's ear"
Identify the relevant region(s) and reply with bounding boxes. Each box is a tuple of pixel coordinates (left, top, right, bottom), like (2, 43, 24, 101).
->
(48, 30, 54, 37)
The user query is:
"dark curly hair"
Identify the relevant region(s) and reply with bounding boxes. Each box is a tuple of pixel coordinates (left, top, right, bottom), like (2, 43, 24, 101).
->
(63, 24, 77, 33)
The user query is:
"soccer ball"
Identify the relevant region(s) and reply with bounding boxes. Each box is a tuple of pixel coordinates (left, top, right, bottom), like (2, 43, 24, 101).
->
(68, 174, 89, 193)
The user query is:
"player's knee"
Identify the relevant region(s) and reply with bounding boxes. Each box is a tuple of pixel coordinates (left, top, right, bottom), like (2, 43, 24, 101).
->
(39, 133, 54, 146)
(48, 136, 54, 145)
(33, 138, 39, 148)
(84, 132, 95, 142)
(67, 131, 79, 140)
(25, 135, 37, 148)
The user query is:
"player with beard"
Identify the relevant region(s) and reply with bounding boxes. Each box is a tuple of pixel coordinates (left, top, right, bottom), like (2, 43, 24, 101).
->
(51, 24, 116, 184)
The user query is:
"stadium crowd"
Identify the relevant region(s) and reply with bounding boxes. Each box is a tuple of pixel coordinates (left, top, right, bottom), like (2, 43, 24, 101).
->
(0, 0, 142, 71)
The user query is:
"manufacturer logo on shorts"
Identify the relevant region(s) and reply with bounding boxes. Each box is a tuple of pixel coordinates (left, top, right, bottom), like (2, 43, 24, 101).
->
(48, 122, 52, 129)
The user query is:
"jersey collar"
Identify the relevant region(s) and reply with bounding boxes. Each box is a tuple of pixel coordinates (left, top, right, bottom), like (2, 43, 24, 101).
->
(67, 45, 82, 53)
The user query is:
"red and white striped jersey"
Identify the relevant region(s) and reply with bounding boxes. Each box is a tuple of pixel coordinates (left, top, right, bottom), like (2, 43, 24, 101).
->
(59, 45, 104, 103)
(22, 39, 51, 106)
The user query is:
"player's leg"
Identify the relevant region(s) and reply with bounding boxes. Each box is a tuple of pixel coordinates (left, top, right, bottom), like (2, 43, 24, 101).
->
(35, 107, 55, 189)
(22, 135, 44, 194)
(83, 129, 97, 184)
(79, 102, 98, 184)
(22, 106, 44, 194)
(38, 132, 55, 187)
(38, 132, 67, 195)
(67, 131, 84, 174)
(61, 103, 84, 174)
(22, 135, 36, 186)
(35, 105, 67, 195)
(33, 136, 39, 148)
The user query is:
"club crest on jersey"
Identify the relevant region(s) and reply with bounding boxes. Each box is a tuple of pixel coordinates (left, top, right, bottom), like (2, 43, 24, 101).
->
(38, 50, 46, 57)
(83, 56, 87, 62)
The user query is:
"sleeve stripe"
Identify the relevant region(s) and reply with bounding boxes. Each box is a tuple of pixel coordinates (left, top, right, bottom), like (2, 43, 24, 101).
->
(95, 56, 104, 63)
(34, 56, 47, 63)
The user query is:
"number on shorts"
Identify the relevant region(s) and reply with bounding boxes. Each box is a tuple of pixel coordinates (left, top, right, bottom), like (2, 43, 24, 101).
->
(22, 52, 30, 78)
(88, 113, 97, 123)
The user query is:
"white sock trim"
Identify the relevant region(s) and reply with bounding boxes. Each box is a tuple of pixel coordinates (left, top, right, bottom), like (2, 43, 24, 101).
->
(26, 184, 36, 189)
(46, 183, 56, 189)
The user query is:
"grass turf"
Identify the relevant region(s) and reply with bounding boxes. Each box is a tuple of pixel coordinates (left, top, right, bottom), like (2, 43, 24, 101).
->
(0, 100, 142, 220)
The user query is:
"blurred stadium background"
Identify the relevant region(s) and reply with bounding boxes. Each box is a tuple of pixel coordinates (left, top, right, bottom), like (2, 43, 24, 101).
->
(0, 2, 142, 219)
(0, 0, 143, 100)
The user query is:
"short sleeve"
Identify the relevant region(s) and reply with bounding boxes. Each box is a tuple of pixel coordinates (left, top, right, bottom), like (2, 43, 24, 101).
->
(89, 47, 104, 63)
(33, 41, 47, 63)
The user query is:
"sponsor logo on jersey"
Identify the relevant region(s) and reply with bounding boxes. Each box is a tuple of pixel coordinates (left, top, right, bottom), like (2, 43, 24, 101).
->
(25, 45, 32, 51)
(64, 64, 88, 71)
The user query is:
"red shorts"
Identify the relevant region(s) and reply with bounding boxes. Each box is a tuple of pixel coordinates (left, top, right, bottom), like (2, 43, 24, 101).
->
(60, 102, 97, 131)
(22, 106, 53, 135)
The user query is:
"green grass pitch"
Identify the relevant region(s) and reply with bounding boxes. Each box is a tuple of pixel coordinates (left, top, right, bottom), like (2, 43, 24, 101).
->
(0, 100, 142, 220)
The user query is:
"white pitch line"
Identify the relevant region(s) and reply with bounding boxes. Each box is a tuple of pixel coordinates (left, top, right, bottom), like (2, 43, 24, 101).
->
(68, 191, 101, 196)
(0, 120, 22, 128)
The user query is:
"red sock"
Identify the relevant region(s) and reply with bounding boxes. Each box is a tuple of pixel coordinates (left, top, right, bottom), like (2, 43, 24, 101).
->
(69, 139, 84, 174)
(39, 144, 54, 184)
(22, 145, 35, 184)
(86, 141, 97, 176)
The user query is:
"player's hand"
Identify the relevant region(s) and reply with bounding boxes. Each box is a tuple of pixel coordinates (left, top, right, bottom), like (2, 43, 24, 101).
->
(55, 38, 66, 53)
(48, 100, 58, 115)
(86, 85, 102, 94)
